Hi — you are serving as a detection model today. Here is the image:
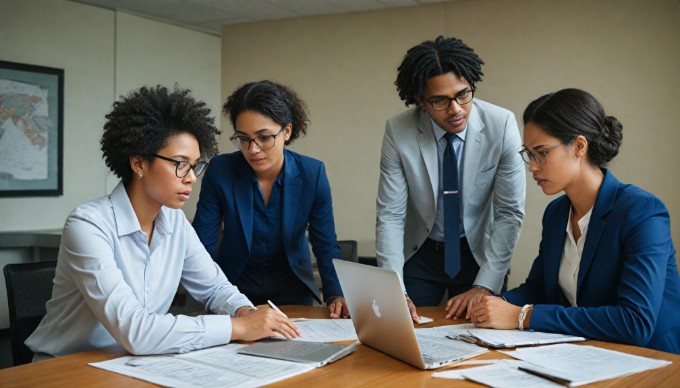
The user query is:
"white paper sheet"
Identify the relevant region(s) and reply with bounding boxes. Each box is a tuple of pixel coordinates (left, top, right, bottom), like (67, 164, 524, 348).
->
(290, 319, 358, 342)
(458, 360, 565, 388)
(89, 344, 315, 387)
(431, 359, 501, 380)
(434, 323, 585, 348)
(501, 343, 672, 386)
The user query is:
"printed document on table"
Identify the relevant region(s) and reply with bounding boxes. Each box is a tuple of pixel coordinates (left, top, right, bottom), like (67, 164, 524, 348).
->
(502, 343, 672, 386)
(453, 360, 565, 388)
(89, 343, 315, 387)
(291, 319, 358, 342)
(434, 323, 585, 348)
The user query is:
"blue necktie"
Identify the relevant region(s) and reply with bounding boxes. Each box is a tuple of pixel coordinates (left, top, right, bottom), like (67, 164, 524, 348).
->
(443, 133, 461, 278)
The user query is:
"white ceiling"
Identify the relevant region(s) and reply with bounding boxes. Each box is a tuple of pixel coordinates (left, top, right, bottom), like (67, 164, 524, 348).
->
(71, 0, 452, 36)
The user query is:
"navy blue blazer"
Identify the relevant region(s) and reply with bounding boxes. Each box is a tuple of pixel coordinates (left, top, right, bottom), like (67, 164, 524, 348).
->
(504, 170, 680, 354)
(192, 149, 342, 302)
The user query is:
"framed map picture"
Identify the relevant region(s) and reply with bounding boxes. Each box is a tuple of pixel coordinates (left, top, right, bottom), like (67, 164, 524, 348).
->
(0, 60, 63, 197)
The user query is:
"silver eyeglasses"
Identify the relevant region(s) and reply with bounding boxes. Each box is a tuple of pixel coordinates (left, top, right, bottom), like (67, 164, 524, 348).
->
(519, 143, 564, 165)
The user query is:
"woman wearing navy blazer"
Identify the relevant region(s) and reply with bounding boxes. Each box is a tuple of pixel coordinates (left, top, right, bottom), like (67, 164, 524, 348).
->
(193, 80, 348, 318)
(469, 88, 680, 354)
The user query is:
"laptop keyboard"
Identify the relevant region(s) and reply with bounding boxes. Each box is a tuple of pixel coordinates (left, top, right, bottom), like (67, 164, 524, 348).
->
(417, 336, 468, 360)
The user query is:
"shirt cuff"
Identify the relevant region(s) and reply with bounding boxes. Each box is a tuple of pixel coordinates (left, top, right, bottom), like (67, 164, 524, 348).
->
(200, 314, 233, 348)
(473, 284, 496, 295)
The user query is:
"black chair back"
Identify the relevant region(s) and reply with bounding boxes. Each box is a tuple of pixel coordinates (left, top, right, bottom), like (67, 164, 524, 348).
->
(337, 240, 358, 262)
(3, 260, 56, 366)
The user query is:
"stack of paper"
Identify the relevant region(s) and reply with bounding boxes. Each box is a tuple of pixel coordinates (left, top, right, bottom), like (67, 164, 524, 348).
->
(90, 344, 316, 387)
(432, 343, 672, 387)
(435, 360, 566, 387)
(434, 323, 585, 348)
(502, 343, 671, 386)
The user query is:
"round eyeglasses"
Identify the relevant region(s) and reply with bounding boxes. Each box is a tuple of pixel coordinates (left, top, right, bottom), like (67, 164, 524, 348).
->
(150, 154, 208, 178)
(423, 89, 474, 111)
(230, 126, 285, 151)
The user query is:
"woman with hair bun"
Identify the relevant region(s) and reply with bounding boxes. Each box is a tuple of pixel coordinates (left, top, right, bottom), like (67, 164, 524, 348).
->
(469, 88, 680, 354)
(193, 80, 348, 318)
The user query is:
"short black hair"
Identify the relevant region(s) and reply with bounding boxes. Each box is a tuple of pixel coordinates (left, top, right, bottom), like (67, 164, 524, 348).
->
(523, 88, 623, 168)
(223, 80, 309, 145)
(100, 85, 220, 183)
(395, 35, 485, 106)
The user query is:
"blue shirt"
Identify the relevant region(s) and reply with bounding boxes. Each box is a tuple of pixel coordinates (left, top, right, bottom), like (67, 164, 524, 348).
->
(429, 119, 466, 242)
(25, 182, 253, 358)
(246, 171, 286, 271)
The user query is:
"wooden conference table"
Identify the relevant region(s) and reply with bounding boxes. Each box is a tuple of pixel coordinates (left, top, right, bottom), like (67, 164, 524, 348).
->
(1, 306, 678, 387)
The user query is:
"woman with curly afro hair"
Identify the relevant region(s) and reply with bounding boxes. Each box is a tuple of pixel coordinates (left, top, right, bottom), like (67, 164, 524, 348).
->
(193, 80, 348, 319)
(26, 85, 300, 361)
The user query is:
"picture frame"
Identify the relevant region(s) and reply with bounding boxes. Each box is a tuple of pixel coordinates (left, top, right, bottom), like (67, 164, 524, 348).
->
(0, 60, 64, 197)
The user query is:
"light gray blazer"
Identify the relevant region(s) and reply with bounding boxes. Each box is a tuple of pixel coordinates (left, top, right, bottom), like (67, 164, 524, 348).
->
(376, 99, 526, 293)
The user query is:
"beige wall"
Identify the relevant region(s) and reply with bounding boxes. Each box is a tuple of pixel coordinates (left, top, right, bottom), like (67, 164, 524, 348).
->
(0, 1, 221, 232)
(0, 0, 220, 328)
(0, 0, 114, 231)
(109, 12, 221, 212)
(221, 0, 680, 288)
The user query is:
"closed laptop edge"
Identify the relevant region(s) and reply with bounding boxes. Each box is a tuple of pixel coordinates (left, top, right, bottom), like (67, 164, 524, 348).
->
(237, 340, 359, 367)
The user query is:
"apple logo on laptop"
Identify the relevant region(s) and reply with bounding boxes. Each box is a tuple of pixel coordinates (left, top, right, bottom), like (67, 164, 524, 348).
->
(372, 299, 382, 318)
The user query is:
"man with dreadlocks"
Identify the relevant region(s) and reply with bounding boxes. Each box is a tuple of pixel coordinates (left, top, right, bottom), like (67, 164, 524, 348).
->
(376, 36, 525, 322)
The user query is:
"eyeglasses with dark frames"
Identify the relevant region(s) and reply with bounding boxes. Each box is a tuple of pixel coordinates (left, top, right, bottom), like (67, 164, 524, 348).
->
(423, 88, 474, 111)
(229, 126, 286, 151)
(150, 154, 208, 178)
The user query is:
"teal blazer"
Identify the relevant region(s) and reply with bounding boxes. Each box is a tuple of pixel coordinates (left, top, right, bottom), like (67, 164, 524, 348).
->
(193, 149, 342, 302)
(504, 170, 680, 354)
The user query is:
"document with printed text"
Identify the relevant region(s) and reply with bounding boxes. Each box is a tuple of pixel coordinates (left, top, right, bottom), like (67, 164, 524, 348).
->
(452, 360, 565, 388)
(501, 343, 672, 386)
(434, 323, 585, 348)
(290, 318, 358, 342)
(89, 343, 315, 387)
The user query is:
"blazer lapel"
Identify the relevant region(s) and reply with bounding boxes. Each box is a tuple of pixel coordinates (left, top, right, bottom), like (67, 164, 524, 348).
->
(577, 170, 617, 294)
(416, 110, 439, 202)
(282, 150, 301, 252)
(461, 101, 483, 205)
(545, 198, 571, 302)
(234, 156, 254, 253)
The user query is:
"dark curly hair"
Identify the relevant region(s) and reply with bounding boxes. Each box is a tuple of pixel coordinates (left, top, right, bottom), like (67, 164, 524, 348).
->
(523, 88, 623, 168)
(100, 85, 221, 183)
(395, 35, 485, 107)
(223, 80, 308, 145)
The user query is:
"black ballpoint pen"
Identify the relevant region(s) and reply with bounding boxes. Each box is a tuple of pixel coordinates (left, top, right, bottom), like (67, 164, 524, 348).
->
(518, 366, 571, 386)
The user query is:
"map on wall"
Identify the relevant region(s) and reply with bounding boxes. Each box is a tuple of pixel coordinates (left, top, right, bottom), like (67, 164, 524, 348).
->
(0, 79, 50, 180)
(0, 60, 63, 197)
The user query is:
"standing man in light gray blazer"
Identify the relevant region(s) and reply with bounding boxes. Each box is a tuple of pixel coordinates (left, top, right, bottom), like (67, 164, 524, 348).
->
(376, 36, 525, 322)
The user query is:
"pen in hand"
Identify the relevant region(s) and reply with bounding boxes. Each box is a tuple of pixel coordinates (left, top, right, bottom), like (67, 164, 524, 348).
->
(267, 300, 288, 318)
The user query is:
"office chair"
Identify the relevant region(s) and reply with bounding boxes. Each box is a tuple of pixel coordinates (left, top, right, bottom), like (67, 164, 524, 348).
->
(357, 256, 378, 267)
(3, 260, 57, 366)
(337, 240, 358, 262)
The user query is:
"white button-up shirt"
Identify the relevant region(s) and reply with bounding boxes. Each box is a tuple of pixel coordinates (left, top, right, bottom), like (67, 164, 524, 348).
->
(26, 182, 253, 358)
(559, 206, 593, 307)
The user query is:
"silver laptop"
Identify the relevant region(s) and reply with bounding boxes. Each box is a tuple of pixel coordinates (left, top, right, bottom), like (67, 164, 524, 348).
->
(237, 339, 359, 367)
(333, 259, 488, 369)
